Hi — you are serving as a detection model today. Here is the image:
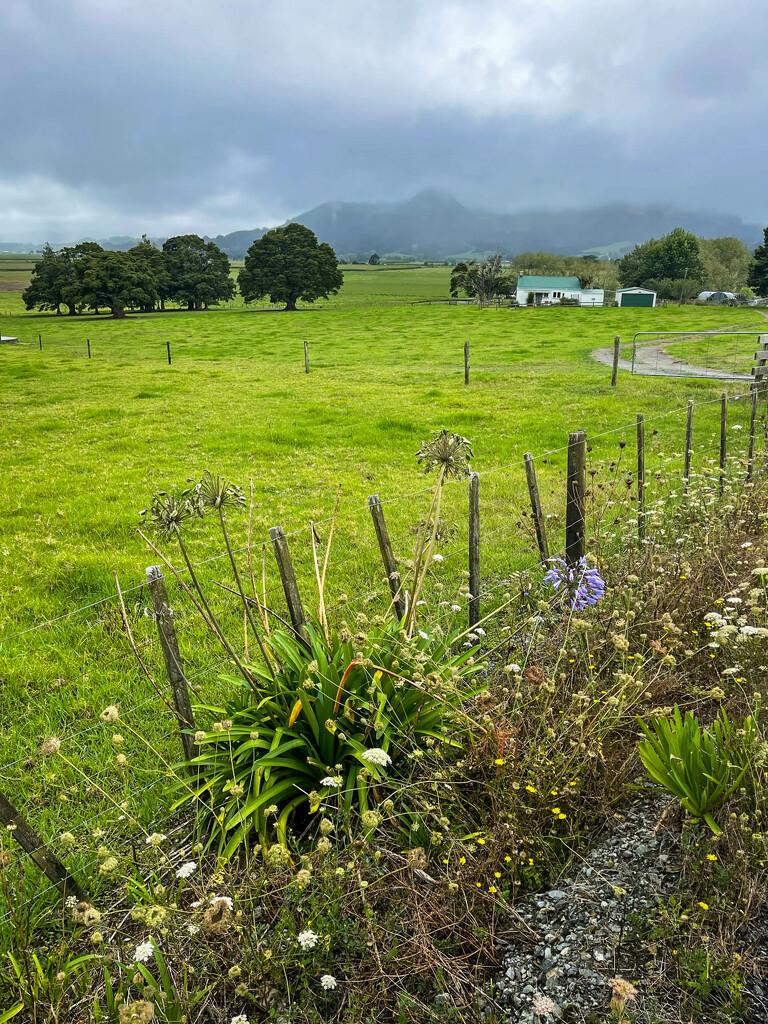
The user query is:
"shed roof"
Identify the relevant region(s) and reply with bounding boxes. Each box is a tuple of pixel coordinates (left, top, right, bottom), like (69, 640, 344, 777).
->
(616, 286, 656, 294)
(517, 275, 582, 290)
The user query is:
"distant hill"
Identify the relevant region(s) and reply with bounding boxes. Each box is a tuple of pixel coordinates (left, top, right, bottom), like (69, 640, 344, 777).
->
(2, 191, 762, 260)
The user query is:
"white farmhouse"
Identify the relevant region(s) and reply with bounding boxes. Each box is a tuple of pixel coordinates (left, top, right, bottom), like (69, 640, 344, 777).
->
(516, 275, 604, 307)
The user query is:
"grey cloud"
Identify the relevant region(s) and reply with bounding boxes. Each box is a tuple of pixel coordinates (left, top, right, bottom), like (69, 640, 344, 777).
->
(0, 0, 766, 240)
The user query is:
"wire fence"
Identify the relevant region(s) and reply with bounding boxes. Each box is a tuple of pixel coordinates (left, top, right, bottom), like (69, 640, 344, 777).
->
(1, 388, 766, 924)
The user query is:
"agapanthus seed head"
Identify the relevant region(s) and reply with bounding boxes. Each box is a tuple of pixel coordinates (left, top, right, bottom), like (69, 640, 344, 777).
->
(143, 488, 201, 540)
(416, 430, 473, 480)
(196, 470, 245, 513)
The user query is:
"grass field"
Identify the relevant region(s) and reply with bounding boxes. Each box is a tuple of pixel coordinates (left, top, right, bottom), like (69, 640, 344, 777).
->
(1, 278, 765, 937)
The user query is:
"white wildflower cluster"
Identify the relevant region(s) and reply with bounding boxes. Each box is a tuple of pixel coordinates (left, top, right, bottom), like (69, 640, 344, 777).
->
(361, 747, 392, 767)
(297, 928, 319, 950)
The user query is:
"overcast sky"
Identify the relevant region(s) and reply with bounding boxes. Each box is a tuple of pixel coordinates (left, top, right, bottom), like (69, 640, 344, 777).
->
(1, 0, 766, 240)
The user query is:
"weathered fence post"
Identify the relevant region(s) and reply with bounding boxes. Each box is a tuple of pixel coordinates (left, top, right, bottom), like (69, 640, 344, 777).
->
(719, 392, 727, 495)
(464, 340, 470, 386)
(610, 335, 620, 386)
(565, 430, 587, 565)
(87, 338, 91, 359)
(637, 413, 645, 540)
(0, 791, 86, 901)
(683, 399, 693, 497)
(146, 566, 198, 764)
(367, 494, 405, 620)
(38, 333, 42, 350)
(747, 386, 759, 482)
(468, 472, 480, 627)
(304, 341, 310, 374)
(269, 526, 310, 642)
(523, 452, 549, 564)
(166, 341, 172, 365)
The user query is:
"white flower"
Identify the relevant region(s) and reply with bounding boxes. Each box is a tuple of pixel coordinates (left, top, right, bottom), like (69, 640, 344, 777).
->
(732, 424, 743, 430)
(145, 832, 167, 847)
(231, 1016, 250, 1024)
(361, 747, 392, 767)
(432, 553, 444, 562)
(475, 627, 486, 636)
(210, 895, 234, 910)
(297, 928, 319, 950)
(418, 630, 429, 640)
(451, 604, 462, 612)
(320, 974, 337, 990)
(134, 939, 155, 963)
(320, 776, 340, 787)
(175, 860, 197, 879)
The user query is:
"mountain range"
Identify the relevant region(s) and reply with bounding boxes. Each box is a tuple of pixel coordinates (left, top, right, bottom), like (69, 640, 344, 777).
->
(2, 190, 763, 260)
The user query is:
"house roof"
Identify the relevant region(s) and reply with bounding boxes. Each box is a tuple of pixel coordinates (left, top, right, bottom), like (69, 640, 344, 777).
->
(517, 275, 582, 290)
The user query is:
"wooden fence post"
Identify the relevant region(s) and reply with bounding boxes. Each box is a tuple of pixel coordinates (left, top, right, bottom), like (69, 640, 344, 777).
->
(269, 526, 310, 642)
(523, 453, 549, 563)
(87, 338, 91, 359)
(468, 472, 480, 627)
(637, 413, 645, 540)
(610, 335, 620, 386)
(367, 495, 405, 620)
(565, 430, 587, 565)
(166, 341, 172, 365)
(719, 392, 727, 495)
(683, 399, 693, 497)
(38, 333, 42, 350)
(464, 340, 470, 386)
(747, 386, 759, 482)
(145, 566, 198, 764)
(304, 341, 310, 374)
(0, 791, 86, 902)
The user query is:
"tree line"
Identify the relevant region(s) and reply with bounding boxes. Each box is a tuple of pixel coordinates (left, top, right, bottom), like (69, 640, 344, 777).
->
(23, 224, 344, 318)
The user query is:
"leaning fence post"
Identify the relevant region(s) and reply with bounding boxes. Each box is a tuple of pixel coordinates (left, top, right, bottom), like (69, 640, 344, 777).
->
(747, 387, 759, 482)
(464, 340, 470, 386)
(304, 341, 310, 374)
(146, 566, 198, 764)
(269, 526, 310, 642)
(683, 399, 693, 497)
(166, 341, 172, 365)
(637, 414, 645, 540)
(38, 333, 42, 350)
(0, 791, 86, 902)
(565, 430, 587, 565)
(524, 453, 549, 563)
(367, 495, 405, 620)
(468, 472, 480, 627)
(610, 335, 620, 386)
(719, 392, 727, 494)
(87, 338, 91, 359)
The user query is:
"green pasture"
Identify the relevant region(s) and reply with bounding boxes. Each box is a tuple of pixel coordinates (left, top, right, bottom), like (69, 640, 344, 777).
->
(0, 286, 764, 916)
(661, 329, 767, 375)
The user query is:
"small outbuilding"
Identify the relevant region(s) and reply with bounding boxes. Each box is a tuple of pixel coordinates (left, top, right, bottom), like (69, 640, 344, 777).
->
(616, 286, 657, 308)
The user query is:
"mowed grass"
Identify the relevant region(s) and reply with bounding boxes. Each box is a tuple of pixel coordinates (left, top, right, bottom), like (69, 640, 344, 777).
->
(0, 283, 764, 885)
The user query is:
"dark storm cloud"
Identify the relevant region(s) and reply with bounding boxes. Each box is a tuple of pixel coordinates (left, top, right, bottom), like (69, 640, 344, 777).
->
(1, 0, 766, 240)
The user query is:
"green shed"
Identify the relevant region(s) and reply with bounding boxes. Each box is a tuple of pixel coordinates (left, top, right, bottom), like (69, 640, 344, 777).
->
(616, 287, 656, 308)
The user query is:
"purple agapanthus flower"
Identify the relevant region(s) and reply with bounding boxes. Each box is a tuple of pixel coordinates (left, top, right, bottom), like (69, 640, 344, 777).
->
(543, 557, 605, 611)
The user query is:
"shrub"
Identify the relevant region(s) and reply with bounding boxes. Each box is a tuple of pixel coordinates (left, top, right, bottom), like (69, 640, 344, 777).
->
(637, 705, 758, 834)
(179, 616, 485, 859)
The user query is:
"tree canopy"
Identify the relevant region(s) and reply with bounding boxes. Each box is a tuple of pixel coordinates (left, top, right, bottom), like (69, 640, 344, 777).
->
(238, 223, 343, 310)
(450, 254, 513, 305)
(161, 234, 235, 310)
(747, 228, 768, 297)
(79, 250, 158, 319)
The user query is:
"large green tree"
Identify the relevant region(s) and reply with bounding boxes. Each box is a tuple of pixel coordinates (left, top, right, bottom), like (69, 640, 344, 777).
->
(618, 228, 704, 290)
(748, 228, 768, 297)
(128, 236, 171, 311)
(239, 223, 343, 310)
(78, 250, 158, 318)
(162, 234, 235, 310)
(22, 243, 70, 315)
(699, 236, 752, 292)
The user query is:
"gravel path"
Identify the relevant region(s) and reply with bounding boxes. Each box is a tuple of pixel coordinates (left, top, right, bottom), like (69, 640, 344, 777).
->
(488, 796, 680, 1022)
(591, 337, 751, 380)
